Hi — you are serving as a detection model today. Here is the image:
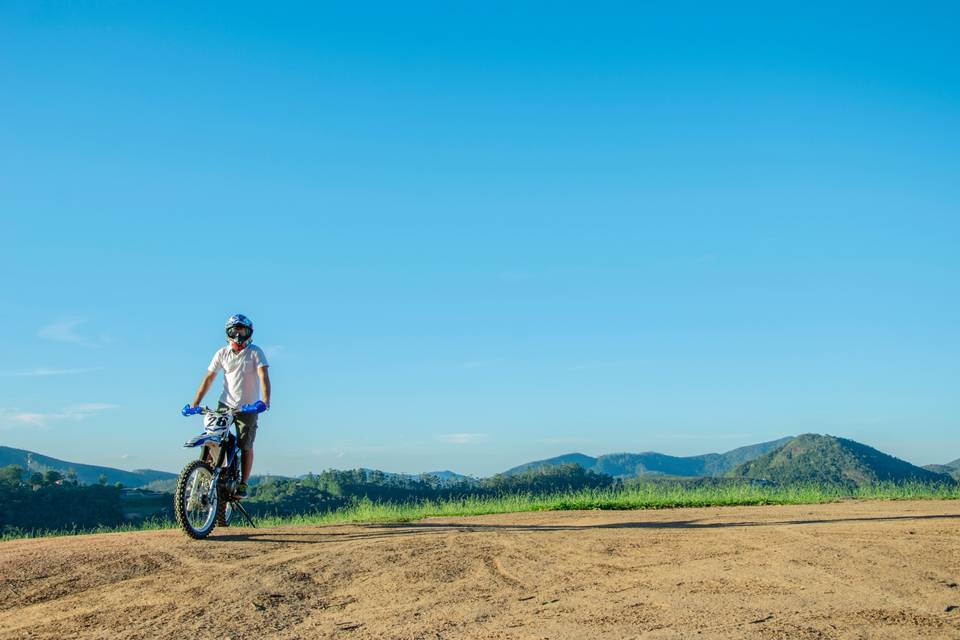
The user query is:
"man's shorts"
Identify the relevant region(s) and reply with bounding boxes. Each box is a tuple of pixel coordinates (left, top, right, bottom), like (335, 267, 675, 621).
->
(219, 402, 258, 451)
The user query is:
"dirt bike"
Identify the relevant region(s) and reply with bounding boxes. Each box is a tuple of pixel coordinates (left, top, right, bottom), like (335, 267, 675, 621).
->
(175, 401, 266, 539)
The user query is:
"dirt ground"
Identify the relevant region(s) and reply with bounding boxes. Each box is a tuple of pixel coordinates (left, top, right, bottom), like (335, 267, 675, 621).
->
(3, 500, 960, 639)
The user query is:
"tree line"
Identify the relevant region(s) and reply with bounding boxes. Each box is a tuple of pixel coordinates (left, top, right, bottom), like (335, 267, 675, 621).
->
(243, 463, 618, 517)
(1, 462, 618, 531)
(0, 465, 126, 535)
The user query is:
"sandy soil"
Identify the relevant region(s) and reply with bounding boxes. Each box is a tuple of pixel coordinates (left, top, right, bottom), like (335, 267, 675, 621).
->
(3, 500, 960, 639)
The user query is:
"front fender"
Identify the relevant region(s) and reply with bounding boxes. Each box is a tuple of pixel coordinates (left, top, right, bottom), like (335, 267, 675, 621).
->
(183, 433, 223, 448)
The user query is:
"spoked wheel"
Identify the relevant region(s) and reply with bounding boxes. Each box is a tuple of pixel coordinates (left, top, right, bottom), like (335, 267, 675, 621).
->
(175, 460, 219, 539)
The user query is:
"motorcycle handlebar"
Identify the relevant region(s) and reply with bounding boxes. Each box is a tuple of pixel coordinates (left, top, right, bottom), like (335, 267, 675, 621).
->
(181, 400, 267, 417)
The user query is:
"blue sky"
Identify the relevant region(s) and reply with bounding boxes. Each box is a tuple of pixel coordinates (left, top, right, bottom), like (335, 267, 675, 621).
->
(1, 2, 957, 476)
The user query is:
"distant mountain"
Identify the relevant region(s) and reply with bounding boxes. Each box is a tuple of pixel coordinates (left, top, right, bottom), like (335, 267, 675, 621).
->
(922, 461, 960, 481)
(728, 434, 953, 487)
(298, 468, 473, 486)
(922, 464, 959, 480)
(709, 438, 797, 472)
(590, 452, 707, 477)
(10, 434, 945, 493)
(426, 470, 473, 482)
(504, 453, 599, 476)
(378, 468, 473, 485)
(0, 445, 477, 492)
(503, 438, 793, 478)
(0, 446, 176, 488)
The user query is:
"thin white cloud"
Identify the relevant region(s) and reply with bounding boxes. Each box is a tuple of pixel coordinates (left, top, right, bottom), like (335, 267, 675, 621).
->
(8, 412, 49, 427)
(1, 403, 119, 428)
(37, 319, 110, 348)
(262, 345, 284, 360)
(1, 367, 102, 377)
(64, 403, 120, 415)
(436, 433, 488, 445)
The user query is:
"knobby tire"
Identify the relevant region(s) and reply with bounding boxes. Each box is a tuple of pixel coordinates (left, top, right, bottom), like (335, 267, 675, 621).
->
(175, 459, 218, 540)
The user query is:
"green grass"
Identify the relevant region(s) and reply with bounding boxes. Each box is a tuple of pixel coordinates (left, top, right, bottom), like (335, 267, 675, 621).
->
(5, 481, 960, 541)
(0, 517, 174, 541)
(255, 481, 960, 527)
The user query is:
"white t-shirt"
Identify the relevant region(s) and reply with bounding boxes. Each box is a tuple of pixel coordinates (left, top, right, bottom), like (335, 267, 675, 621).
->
(207, 344, 269, 409)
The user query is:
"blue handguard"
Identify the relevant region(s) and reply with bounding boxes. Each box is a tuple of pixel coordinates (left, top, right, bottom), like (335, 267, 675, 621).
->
(181, 404, 202, 417)
(240, 400, 268, 414)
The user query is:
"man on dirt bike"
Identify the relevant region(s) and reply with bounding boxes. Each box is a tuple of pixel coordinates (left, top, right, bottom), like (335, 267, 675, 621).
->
(188, 313, 270, 498)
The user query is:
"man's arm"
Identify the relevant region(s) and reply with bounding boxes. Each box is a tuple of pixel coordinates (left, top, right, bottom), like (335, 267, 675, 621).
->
(258, 366, 271, 408)
(191, 370, 217, 408)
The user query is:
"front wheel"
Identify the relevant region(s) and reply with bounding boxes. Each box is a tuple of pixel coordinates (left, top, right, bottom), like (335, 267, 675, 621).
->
(175, 459, 219, 539)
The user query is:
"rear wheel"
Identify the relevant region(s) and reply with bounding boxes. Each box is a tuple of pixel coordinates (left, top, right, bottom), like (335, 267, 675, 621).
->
(175, 460, 218, 539)
(216, 499, 233, 527)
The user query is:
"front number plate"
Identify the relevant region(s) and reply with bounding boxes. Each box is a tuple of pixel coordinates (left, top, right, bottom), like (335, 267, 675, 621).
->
(204, 413, 230, 430)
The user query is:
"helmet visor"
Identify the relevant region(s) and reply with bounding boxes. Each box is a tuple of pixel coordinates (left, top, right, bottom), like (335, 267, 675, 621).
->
(226, 325, 252, 341)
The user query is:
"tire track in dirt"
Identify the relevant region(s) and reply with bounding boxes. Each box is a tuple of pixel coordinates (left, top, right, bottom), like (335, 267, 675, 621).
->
(751, 514, 960, 637)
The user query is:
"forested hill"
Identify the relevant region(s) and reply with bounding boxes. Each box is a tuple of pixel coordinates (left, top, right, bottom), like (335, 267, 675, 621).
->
(0, 446, 175, 488)
(504, 437, 794, 478)
(7, 434, 954, 491)
(922, 458, 960, 481)
(727, 434, 954, 487)
(505, 453, 600, 476)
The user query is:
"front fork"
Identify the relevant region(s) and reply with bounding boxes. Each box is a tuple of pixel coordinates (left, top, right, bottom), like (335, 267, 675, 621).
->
(207, 467, 222, 504)
(186, 464, 220, 512)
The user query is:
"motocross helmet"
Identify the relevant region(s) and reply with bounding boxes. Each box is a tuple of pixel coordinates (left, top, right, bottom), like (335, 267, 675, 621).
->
(225, 314, 253, 349)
